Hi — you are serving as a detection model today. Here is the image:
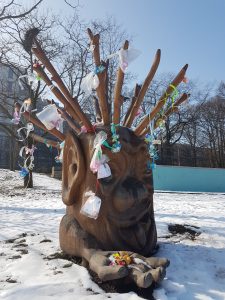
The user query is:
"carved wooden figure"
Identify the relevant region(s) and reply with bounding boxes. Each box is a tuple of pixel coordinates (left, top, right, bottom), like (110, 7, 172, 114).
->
(23, 28, 189, 289)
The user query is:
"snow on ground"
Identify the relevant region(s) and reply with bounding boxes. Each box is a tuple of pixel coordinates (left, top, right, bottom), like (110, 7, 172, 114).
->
(0, 169, 225, 300)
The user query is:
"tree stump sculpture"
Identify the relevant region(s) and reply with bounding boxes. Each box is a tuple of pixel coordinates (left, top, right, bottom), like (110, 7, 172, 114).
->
(20, 28, 189, 289)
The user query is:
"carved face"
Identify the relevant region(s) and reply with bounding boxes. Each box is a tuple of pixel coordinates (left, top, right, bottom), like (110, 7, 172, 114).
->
(62, 126, 157, 256)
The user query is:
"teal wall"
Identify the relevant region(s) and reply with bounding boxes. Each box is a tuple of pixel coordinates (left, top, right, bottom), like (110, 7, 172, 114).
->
(153, 165, 225, 193)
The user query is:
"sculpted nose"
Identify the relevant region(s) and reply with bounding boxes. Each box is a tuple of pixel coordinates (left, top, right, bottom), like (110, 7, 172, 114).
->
(113, 177, 148, 212)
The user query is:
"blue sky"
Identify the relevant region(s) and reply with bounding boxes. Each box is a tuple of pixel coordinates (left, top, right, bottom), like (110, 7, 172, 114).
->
(26, 0, 225, 85)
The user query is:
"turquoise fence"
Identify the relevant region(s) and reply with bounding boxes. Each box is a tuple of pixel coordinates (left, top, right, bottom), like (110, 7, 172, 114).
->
(153, 165, 225, 193)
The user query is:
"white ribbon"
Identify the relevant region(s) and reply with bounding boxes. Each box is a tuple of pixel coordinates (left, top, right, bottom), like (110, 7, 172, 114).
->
(18, 73, 39, 91)
(17, 122, 34, 141)
(24, 155, 35, 171)
(19, 145, 36, 158)
(81, 72, 99, 96)
(80, 191, 101, 219)
(107, 48, 141, 73)
(90, 131, 111, 179)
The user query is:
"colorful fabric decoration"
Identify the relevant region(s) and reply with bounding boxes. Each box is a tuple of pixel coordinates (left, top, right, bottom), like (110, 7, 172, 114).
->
(118, 48, 141, 73)
(135, 107, 143, 117)
(81, 72, 99, 96)
(90, 131, 111, 179)
(80, 125, 88, 133)
(19, 145, 36, 157)
(19, 167, 29, 178)
(80, 191, 101, 219)
(12, 98, 32, 125)
(18, 73, 40, 91)
(36, 104, 63, 130)
(81, 65, 105, 96)
(108, 48, 141, 73)
(94, 65, 105, 74)
(18, 143, 36, 179)
(110, 123, 121, 153)
(12, 110, 20, 125)
(109, 251, 134, 266)
(169, 84, 179, 106)
(108, 252, 153, 271)
(55, 141, 65, 163)
(163, 84, 179, 108)
(17, 122, 34, 141)
(145, 121, 161, 169)
(24, 154, 35, 171)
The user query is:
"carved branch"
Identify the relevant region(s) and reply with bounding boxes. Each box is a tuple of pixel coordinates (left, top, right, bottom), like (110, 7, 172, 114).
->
(124, 49, 161, 127)
(113, 40, 129, 124)
(47, 99, 81, 134)
(87, 28, 110, 125)
(33, 64, 80, 123)
(135, 64, 188, 135)
(20, 108, 65, 141)
(32, 39, 92, 130)
(123, 84, 141, 125)
(30, 133, 60, 149)
(140, 93, 190, 136)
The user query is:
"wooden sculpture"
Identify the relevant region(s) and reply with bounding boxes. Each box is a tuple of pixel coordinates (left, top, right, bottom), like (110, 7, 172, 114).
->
(20, 28, 189, 289)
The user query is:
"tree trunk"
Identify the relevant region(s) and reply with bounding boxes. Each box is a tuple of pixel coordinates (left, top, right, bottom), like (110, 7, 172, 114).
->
(24, 170, 33, 188)
(23, 136, 33, 188)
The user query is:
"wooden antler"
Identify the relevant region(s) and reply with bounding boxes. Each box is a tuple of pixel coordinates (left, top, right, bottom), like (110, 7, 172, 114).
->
(32, 39, 92, 131)
(87, 28, 110, 125)
(140, 93, 190, 136)
(123, 83, 142, 125)
(30, 133, 60, 149)
(154, 93, 189, 128)
(33, 65, 80, 122)
(124, 49, 161, 127)
(20, 106, 65, 141)
(46, 99, 81, 134)
(135, 64, 188, 135)
(113, 40, 129, 124)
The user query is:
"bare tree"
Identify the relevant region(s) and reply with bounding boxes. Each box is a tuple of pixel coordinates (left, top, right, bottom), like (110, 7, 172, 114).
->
(0, 10, 63, 185)
(199, 97, 225, 167)
(0, 0, 43, 22)
(57, 15, 134, 121)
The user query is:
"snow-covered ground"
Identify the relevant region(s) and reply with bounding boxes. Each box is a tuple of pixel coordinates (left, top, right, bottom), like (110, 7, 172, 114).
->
(0, 169, 225, 300)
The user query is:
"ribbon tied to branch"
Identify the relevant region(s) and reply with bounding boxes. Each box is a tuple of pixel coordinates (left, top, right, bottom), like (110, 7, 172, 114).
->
(90, 131, 112, 179)
(81, 65, 106, 96)
(108, 48, 141, 73)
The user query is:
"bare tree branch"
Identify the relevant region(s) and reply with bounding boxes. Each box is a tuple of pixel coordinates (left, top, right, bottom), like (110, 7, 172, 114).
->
(64, 0, 80, 9)
(0, 0, 43, 22)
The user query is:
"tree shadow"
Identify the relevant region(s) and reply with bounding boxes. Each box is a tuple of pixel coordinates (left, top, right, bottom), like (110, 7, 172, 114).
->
(155, 236, 225, 299)
(0, 206, 64, 214)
